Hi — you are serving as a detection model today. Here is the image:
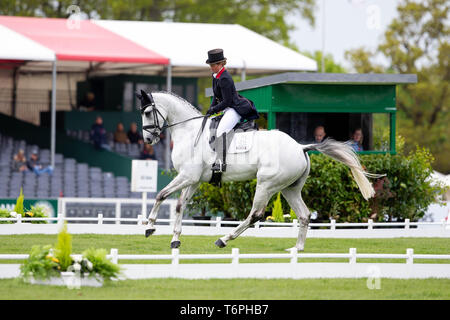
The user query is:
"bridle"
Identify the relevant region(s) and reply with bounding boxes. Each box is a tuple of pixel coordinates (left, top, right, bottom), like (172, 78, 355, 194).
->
(140, 93, 206, 139)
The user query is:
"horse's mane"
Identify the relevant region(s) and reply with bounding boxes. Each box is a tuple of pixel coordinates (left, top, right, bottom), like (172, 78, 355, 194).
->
(154, 91, 202, 115)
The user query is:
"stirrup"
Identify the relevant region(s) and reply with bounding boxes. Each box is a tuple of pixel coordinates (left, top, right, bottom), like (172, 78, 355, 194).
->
(212, 160, 226, 172)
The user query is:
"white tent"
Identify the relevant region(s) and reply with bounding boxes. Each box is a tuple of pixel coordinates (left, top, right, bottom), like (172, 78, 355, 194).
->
(94, 20, 318, 77)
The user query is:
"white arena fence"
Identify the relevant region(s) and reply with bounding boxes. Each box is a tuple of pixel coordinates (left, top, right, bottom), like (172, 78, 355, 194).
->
(1, 247, 449, 279)
(1, 213, 449, 238)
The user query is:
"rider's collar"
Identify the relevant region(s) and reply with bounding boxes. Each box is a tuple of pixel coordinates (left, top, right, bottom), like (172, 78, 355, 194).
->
(213, 67, 225, 79)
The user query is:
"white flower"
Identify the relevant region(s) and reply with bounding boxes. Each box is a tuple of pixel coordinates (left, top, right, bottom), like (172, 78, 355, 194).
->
(10, 212, 17, 218)
(85, 260, 93, 271)
(73, 255, 82, 263)
(73, 263, 81, 272)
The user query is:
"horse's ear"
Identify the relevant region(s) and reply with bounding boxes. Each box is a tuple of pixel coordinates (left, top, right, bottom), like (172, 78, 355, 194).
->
(140, 89, 152, 105)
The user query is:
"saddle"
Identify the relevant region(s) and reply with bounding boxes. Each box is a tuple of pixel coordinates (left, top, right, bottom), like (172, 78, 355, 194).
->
(208, 114, 258, 152)
(208, 114, 258, 186)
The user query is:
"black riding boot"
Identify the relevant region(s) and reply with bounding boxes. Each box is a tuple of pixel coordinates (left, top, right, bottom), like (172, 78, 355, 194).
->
(212, 133, 227, 172)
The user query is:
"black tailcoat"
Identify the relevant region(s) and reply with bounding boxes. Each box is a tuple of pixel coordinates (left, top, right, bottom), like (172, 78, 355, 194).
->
(209, 69, 259, 121)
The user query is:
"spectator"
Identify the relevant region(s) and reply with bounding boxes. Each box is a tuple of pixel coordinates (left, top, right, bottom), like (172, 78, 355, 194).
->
(127, 122, 143, 145)
(114, 122, 129, 144)
(90, 116, 111, 150)
(348, 128, 364, 152)
(313, 126, 327, 143)
(26, 149, 53, 176)
(78, 92, 96, 112)
(12, 149, 28, 172)
(140, 144, 156, 160)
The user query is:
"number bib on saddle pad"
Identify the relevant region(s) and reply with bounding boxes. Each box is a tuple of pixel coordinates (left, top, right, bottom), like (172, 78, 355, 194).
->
(227, 131, 255, 153)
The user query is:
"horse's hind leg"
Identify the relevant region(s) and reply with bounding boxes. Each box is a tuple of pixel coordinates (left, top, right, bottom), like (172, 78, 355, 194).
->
(216, 183, 271, 248)
(281, 166, 311, 251)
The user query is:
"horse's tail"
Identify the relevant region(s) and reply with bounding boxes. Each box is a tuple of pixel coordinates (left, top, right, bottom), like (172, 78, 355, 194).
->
(302, 139, 385, 200)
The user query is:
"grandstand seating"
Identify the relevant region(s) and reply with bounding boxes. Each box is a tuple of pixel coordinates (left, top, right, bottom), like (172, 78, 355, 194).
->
(66, 129, 166, 166)
(0, 132, 157, 199)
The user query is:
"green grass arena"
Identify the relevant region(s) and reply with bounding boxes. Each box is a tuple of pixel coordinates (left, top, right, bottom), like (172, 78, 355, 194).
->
(0, 235, 449, 300)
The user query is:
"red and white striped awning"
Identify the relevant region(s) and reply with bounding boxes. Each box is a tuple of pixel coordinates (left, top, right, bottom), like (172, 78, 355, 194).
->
(0, 15, 317, 75)
(0, 15, 169, 66)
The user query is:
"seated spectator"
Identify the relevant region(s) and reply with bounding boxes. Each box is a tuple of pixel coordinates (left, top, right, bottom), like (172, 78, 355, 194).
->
(78, 92, 96, 112)
(12, 149, 28, 172)
(90, 116, 111, 151)
(347, 128, 364, 152)
(313, 125, 327, 143)
(127, 122, 143, 145)
(26, 149, 53, 176)
(114, 122, 129, 144)
(140, 144, 156, 160)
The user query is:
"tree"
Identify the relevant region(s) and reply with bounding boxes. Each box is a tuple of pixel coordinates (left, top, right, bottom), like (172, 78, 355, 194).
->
(0, 0, 316, 49)
(302, 50, 347, 73)
(345, 0, 449, 173)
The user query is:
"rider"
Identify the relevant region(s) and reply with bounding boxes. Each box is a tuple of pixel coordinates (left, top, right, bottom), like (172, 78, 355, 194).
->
(205, 48, 259, 173)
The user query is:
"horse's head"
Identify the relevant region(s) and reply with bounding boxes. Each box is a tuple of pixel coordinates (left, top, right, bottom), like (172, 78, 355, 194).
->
(136, 90, 167, 145)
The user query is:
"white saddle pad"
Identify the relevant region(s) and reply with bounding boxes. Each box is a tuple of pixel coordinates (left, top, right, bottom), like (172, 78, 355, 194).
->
(227, 131, 255, 154)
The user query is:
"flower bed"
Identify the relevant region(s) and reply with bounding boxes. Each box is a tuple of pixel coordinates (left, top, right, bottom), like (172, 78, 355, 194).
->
(20, 223, 122, 288)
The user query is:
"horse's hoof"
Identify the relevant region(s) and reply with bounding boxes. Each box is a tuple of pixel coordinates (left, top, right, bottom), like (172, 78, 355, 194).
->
(215, 239, 226, 248)
(145, 228, 156, 238)
(171, 241, 181, 249)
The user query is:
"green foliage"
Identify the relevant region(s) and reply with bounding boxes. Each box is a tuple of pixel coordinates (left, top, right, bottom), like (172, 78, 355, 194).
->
(20, 245, 60, 280)
(271, 193, 284, 222)
(53, 223, 72, 271)
(302, 50, 347, 73)
(82, 248, 122, 281)
(0, 208, 12, 224)
(187, 180, 257, 220)
(13, 188, 24, 216)
(24, 206, 48, 224)
(303, 147, 446, 222)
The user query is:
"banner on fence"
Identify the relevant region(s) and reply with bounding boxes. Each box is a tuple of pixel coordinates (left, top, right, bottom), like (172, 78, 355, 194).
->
(0, 198, 58, 218)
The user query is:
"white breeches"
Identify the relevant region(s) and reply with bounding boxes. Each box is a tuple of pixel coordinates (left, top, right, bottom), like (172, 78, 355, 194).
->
(216, 107, 241, 137)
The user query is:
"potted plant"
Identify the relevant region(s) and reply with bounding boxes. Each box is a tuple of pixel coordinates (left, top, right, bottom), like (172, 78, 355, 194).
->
(20, 223, 122, 288)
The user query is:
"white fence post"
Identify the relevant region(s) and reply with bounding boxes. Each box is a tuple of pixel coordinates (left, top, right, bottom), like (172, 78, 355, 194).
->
(406, 248, 414, 265)
(16, 214, 21, 224)
(330, 219, 336, 230)
(290, 247, 298, 264)
(405, 219, 410, 230)
(110, 248, 118, 264)
(216, 217, 222, 230)
(57, 213, 63, 226)
(97, 213, 103, 225)
(349, 248, 357, 264)
(137, 214, 143, 225)
(115, 201, 121, 225)
(232, 248, 239, 265)
(172, 248, 179, 265)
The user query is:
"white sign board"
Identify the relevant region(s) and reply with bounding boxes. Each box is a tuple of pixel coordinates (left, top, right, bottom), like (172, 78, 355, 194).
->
(131, 160, 158, 192)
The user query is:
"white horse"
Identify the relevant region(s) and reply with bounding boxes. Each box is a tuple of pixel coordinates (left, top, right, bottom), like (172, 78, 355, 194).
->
(137, 90, 382, 250)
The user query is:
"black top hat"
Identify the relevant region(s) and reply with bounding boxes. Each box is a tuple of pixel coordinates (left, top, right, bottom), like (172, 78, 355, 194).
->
(206, 48, 226, 64)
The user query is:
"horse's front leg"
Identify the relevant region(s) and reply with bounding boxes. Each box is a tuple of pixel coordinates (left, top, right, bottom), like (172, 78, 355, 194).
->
(170, 182, 200, 248)
(145, 174, 197, 237)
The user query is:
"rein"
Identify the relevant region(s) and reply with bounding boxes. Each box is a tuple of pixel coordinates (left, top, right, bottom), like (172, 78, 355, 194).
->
(140, 102, 207, 139)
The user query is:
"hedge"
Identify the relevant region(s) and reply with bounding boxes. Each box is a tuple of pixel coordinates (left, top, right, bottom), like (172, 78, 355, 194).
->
(185, 146, 447, 222)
